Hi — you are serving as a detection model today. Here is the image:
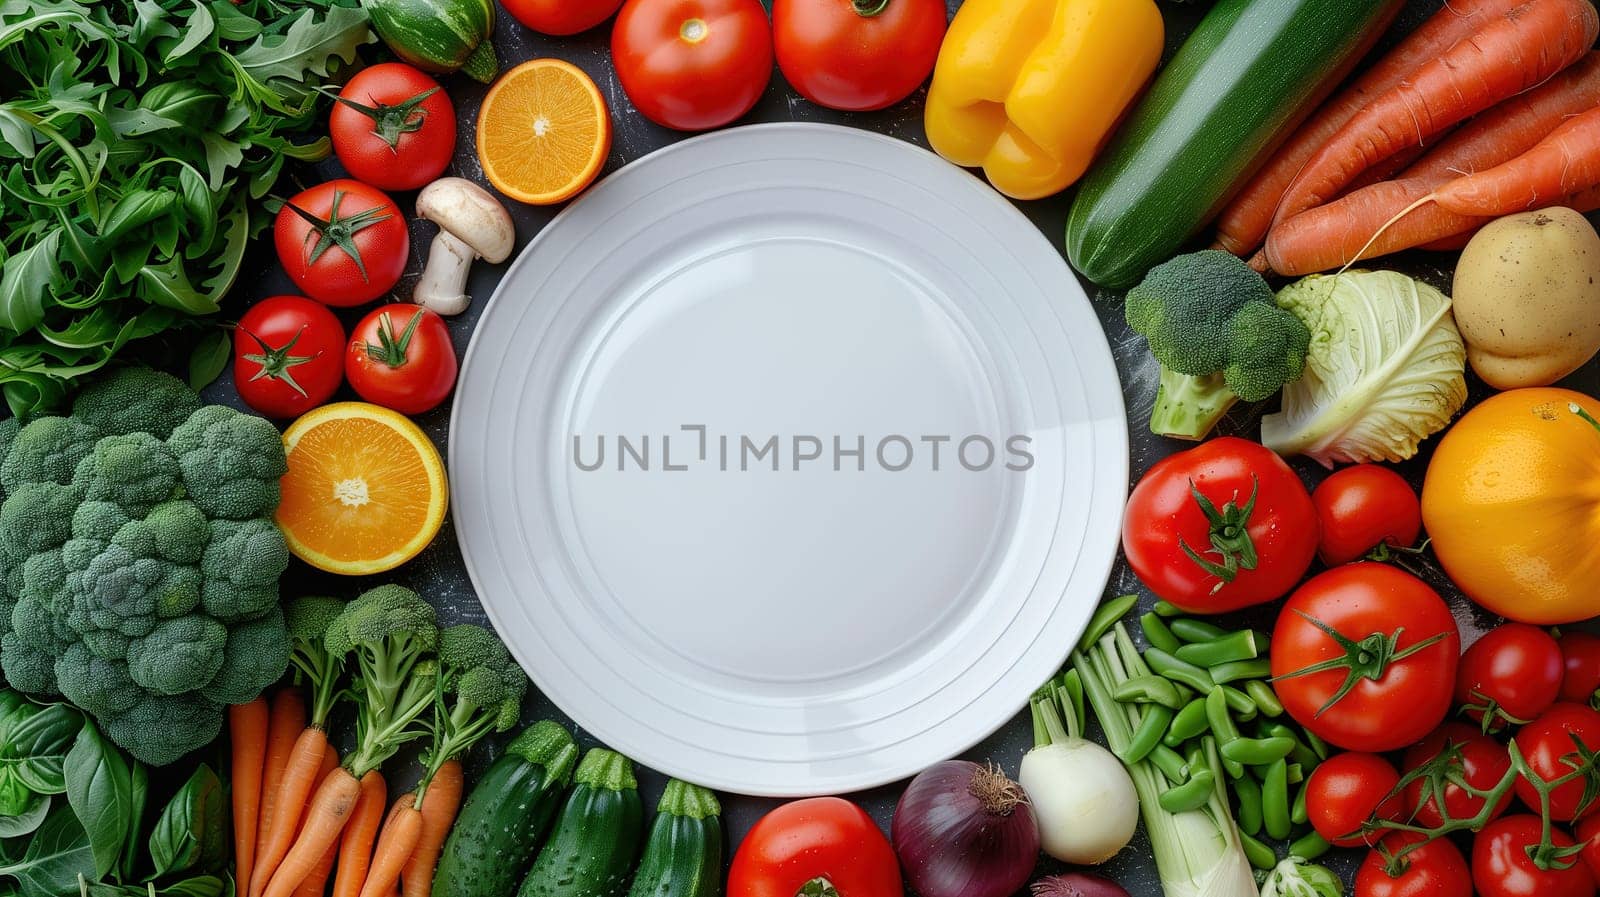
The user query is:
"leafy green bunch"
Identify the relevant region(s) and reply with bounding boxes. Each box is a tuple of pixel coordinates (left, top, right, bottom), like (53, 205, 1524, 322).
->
(0, 0, 375, 415)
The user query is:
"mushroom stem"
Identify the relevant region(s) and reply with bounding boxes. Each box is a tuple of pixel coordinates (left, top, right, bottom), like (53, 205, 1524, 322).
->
(413, 229, 476, 316)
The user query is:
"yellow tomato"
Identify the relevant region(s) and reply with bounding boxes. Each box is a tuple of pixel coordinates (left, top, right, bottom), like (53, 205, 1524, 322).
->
(1421, 387, 1600, 624)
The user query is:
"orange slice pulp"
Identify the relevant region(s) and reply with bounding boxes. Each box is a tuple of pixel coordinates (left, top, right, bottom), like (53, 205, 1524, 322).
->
(477, 58, 611, 205)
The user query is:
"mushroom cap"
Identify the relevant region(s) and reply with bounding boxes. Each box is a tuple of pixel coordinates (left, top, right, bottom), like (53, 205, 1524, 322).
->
(416, 177, 516, 264)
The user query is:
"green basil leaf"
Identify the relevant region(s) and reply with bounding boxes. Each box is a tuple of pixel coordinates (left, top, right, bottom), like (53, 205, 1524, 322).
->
(0, 794, 51, 838)
(187, 328, 230, 391)
(0, 230, 63, 333)
(148, 764, 224, 879)
(4, 705, 82, 796)
(0, 799, 94, 897)
(0, 772, 39, 820)
(118, 760, 146, 883)
(64, 722, 134, 880)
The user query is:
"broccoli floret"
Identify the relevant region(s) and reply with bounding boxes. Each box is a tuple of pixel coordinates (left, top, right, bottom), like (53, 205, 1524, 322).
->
(1125, 250, 1312, 440)
(72, 501, 132, 544)
(141, 501, 209, 565)
(0, 632, 57, 696)
(199, 519, 289, 623)
(73, 433, 181, 516)
(0, 417, 98, 491)
(329, 585, 439, 777)
(415, 625, 529, 804)
(169, 406, 287, 521)
(98, 694, 223, 768)
(0, 418, 20, 465)
(55, 644, 139, 717)
(126, 615, 228, 696)
(72, 368, 200, 441)
(203, 608, 291, 706)
(0, 483, 81, 557)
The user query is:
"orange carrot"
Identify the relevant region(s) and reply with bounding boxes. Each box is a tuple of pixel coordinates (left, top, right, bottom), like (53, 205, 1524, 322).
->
(252, 728, 332, 897)
(333, 772, 387, 897)
(257, 690, 308, 892)
(1214, 0, 1524, 255)
(230, 699, 270, 896)
(400, 761, 464, 897)
(1272, 0, 1599, 229)
(294, 843, 338, 897)
(1434, 105, 1600, 214)
(262, 768, 366, 897)
(359, 796, 423, 897)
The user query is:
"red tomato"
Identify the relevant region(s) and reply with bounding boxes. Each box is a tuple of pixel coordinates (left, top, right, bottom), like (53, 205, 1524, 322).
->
(344, 305, 458, 415)
(1456, 623, 1564, 731)
(1577, 813, 1600, 883)
(612, 0, 773, 131)
(329, 63, 455, 192)
(233, 296, 345, 419)
(1311, 464, 1422, 565)
(502, 0, 624, 34)
(1122, 437, 1318, 614)
(1561, 632, 1600, 706)
(1473, 815, 1596, 897)
(772, 0, 946, 112)
(1305, 751, 1404, 847)
(274, 180, 408, 307)
(1515, 702, 1600, 822)
(1401, 722, 1514, 828)
(1270, 563, 1460, 752)
(728, 798, 900, 897)
(1356, 833, 1473, 897)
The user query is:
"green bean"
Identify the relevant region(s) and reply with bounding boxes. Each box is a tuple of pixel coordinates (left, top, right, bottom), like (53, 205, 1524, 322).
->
(1220, 736, 1296, 766)
(1118, 704, 1174, 765)
(1159, 769, 1217, 813)
(1261, 723, 1320, 770)
(1168, 617, 1230, 643)
(1210, 658, 1273, 684)
(1240, 831, 1278, 871)
(1286, 763, 1303, 785)
(1262, 758, 1291, 841)
(1289, 831, 1332, 861)
(1219, 685, 1256, 716)
(1292, 777, 1310, 826)
(1166, 698, 1210, 742)
(1146, 649, 1216, 693)
(1233, 773, 1263, 837)
(1205, 688, 1245, 779)
(1153, 600, 1185, 617)
(1084, 595, 1138, 646)
(1113, 675, 1186, 709)
(1141, 612, 1182, 654)
(1149, 744, 1189, 782)
(1175, 630, 1261, 667)
(1245, 680, 1284, 717)
(1303, 728, 1331, 760)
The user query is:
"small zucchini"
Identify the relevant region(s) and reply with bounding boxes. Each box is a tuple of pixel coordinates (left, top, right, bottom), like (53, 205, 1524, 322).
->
(433, 721, 579, 897)
(626, 781, 722, 897)
(517, 748, 644, 897)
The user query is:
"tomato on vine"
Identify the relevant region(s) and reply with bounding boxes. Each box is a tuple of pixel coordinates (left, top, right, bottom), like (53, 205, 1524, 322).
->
(1305, 751, 1404, 847)
(274, 179, 408, 307)
(1401, 722, 1514, 829)
(329, 63, 456, 192)
(232, 295, 345, 419)
(1514, 702, 1600, 822)
(1356, 832, 1473, 897)
(1561, 632, 1600, 707)
(1456, 623, 1564, 732)
(1472, 815, 1596, 897)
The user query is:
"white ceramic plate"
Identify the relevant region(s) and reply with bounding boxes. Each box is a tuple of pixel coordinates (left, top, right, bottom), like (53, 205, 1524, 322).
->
(451, 123, 1127, 796)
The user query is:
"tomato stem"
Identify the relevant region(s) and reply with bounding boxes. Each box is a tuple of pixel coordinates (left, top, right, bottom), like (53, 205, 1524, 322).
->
(795, 879, 840, 897)
(852, 0, 891, 16)
(1272, 612, 1449, 718)
(363, 310, 424, 368)
(325, 86, 441, 150)
(1177, 476, 1260, 592)
(284, 189, 393, 283)
(241, 326, 317, 398)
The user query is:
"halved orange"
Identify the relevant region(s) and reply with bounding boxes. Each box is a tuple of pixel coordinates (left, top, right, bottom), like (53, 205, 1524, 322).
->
(477, 58, 611, 205)
(276, 403, 448, 575)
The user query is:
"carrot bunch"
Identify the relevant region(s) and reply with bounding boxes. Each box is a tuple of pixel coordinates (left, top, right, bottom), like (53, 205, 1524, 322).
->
(1212, 0, 1600, 274)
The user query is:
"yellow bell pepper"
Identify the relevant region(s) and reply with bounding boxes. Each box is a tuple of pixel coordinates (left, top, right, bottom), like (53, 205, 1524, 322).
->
(924, 0, 1163, 201)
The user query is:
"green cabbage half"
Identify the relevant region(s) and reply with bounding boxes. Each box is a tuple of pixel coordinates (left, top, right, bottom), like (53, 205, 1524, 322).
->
(1262, 271, 1467, 467)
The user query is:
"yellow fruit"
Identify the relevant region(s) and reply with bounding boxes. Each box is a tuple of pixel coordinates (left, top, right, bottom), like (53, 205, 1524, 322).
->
(477, 58, 611, 205)
(276, 403, 448, 575)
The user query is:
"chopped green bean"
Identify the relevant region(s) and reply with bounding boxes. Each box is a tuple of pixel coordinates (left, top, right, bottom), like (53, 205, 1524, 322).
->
(1219, 685, 1256, 716)
(1169, 617, 1230, 643)
(1262, 758, 1291, 840)
(1146, 649, 1216, 693)
(1205, 688, 1245, 779)
(1167, 698, 1210, 743)
(1153, 600, 1185, 617)
(1245, 680, 1284, 717)
(1149, 744, 1189, 782)
(1240, 831, 1278, 871)
(1113, 675, 1187, 709)
(1234, 773, 1263, 837)
(1286, 763, 1303, 785)
(1210, 658, 1273, 684)
(1083, 595, 1138, 647)
(1220, 736, 1296, 766)
(1303, 728, 1331, 760)
(1175, 630, 1261, 667)
(1290, 831, 1332, 861)
(1159, 768, 1217, 813)
(1118, 704, 1174, 765)
(1292, 777, 1309, 826)
(1261, 723, 1320, 770)
(1141, 612, 1182, 654)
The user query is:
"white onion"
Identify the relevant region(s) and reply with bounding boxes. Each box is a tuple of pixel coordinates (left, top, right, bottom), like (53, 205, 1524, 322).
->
(1018, 738, 1138, 863)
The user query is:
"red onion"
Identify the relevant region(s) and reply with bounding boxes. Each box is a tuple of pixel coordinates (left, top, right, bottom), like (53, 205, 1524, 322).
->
(1030, 874, 1132, 897)
(891, 760, 1039, 897)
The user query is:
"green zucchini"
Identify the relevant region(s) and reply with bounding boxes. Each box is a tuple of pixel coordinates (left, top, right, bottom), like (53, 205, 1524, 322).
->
(359, 0, 499, 83)
(517, 749, 644, 897)
(1065, 0, 1404, 288)
(433, 722, 579, 897)
(626, 781, 721, 897)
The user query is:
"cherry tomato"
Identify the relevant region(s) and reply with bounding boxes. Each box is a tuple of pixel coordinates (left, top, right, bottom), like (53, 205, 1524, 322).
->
(1473, 815, 1596, 897)
(728, 798, 901, 897)
(274, 179, 408, 307)
(1515, 702, 1600, 822)
(329, 63, 455, 192)
(1271, 563, 1460, 752)
(1123, 437, 1318, 614)
(233, 296, 345, 419)
(1356, 832, 1473, 897)
(1456, 623, 1564, 731)
(344, 305, 458, 415)
(501, 0, 624, 34)
(612, 0, 773, 131)
(772, 0, 946, 112)
(1305, 751, 1404, 847)
(1561, 632, 1600, 706)
(1576, 813, 1600, 883)
(1311, 464, 1422, 565)
(1401, 722, 1514, 828)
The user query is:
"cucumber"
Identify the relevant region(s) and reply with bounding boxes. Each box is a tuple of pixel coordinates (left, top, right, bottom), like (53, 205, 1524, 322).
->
(433, 721, 578, 897)
(1065, 0, 1404, 288)
(517, 749, 644, 897)
(626, 781, 721, 897)
(359, 0, 499, 83)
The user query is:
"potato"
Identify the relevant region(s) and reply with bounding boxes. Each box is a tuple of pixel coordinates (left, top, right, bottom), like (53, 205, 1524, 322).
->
(1452, 207, 1600, 389)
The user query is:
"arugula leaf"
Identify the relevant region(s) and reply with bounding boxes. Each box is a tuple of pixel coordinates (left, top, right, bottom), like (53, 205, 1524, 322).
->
(232, 4, 373, 87)
(0, 231, 64, 333)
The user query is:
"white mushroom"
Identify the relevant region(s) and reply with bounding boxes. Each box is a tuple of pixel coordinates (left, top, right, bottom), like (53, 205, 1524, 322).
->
(413, 178, 515, 316)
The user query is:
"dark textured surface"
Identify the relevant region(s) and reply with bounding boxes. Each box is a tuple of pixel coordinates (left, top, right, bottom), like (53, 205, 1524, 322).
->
(205, 0, 1600, 892)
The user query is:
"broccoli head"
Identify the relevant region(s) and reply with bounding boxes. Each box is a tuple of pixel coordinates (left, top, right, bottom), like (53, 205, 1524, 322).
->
(415, 624, 528, 802)
(330, 585, 440, 777)
(1125, 250, 1312, 440)
(0, 367, 292, 765)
